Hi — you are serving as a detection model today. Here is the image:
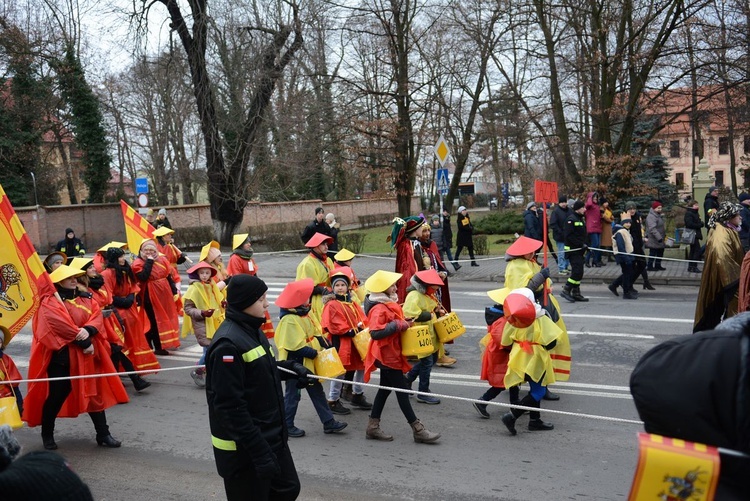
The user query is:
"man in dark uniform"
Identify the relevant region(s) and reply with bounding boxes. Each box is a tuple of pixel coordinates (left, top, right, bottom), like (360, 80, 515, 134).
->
(205, 274, 312, 501)
(561, 200, 589, 302)
(703, 186, 720, 228)
(300, 207, 331, 244)
(55, 228, 85, 259)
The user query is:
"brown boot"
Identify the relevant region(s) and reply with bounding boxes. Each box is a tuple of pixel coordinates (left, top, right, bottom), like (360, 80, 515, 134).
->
(341, 384, 354, 402)
(366, 417, 393, 441)
(410, 419, 440, 443)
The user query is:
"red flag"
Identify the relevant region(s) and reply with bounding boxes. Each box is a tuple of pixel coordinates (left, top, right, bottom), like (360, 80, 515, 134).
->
(0, 184, 55, 345)
(120, 200, 156, 255)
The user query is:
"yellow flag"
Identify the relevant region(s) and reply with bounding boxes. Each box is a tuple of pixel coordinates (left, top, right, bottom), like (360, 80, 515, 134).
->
(0, 184, 55, 345)
(629, 432, 720, 500)
(120, 200, 156, 255)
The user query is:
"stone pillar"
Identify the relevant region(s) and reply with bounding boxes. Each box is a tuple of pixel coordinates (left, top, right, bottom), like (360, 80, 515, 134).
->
(692, 157, 713, 204)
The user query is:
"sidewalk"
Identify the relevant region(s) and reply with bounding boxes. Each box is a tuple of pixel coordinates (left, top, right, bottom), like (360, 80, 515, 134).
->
(240, 250, 702, 287)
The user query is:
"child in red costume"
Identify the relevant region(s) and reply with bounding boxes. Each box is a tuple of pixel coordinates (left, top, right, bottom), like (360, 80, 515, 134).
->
(23, 265, 128, 450)
(363, 270, 440, 443)
(321, 267, 371, 415)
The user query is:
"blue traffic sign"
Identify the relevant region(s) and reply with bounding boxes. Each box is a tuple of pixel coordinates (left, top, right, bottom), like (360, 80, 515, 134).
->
(135, 178, 149, 194)
(437, 168, 449, 195)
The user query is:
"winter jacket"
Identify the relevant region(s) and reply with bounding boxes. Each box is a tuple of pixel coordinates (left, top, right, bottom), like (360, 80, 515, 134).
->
(612, 224, 634, 265)
(456, 213, 474, 247)
(629, 211, 646, 253)
(442, 216, 454, 248)
(549, 205, 570, 243)
(683, 207, 704, 242)
(644, 208, 666, 249)
(300, 219, 332, 244)
(564, 212, 587, 252)
(739, 205, 750, 244)
(205, 308, 298, 479)
(523, 209, 543, 240)
(430, 223, 445, 252)
(584, 192, 602, 233)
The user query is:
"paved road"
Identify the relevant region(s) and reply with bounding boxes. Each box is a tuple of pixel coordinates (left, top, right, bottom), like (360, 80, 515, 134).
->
(6, 256, 698, 500)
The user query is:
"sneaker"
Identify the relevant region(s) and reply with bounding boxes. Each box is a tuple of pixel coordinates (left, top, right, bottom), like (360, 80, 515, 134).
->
(328, 399, 352, 415)
(528, 419, 554, 431)
(558, 269, 569, 275)
(501, 412, 517, 436)
(417, 392, 441, 405)
(287, 426, 306, 437)
(473, 402, 490, 419)
(323, 420, 348, 434)
(190, 370, 206, 388)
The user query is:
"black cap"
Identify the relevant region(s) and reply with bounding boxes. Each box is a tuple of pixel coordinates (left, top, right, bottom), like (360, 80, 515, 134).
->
(0, 451, 94, 501)
(558, 195, 567, 204)
(226, 275, 268, 312)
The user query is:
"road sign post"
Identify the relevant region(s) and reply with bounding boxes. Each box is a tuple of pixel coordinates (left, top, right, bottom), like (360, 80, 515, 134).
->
(434, 136, 451, 225)
(135, 178, 149, 194)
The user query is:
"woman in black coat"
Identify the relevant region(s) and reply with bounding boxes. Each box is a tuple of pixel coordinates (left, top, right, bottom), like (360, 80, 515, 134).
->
(455, 207, 478, 267)
(683, 199, 704, 273)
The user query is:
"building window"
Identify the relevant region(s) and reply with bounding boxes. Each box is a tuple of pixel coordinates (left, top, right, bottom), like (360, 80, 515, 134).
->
(719, 137, 729, 155)
(669, 140, 680, 158)
(693, 139, 704, 158)
(715, 170, 724, 186)
(744, 136, 750, 155)
(676, 173, 685, 189)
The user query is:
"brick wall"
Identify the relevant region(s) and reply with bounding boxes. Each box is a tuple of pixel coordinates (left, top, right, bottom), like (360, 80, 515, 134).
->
(15, 197, 420, 252)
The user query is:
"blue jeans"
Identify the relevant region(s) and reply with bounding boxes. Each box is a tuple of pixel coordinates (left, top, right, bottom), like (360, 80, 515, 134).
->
(556, 241, 569, 272)
(328, 370, 365, 400)
(586, 233, 601, 264)
(406, 352, 436, 392)
(284, 379, 334, 428)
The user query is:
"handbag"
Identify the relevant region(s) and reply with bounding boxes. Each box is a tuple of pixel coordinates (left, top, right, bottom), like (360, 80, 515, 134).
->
(681, 228, 696, 245)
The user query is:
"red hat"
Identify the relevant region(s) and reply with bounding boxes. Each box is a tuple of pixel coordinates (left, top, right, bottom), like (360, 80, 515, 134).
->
(503, 293, 536, 328)
(305, 232, 334, 248)
(275, 278, 315, 308)
(413, 269, 444, 286)
(506, 236, 543, 257)
(651, 201, 662, 209)
(187, 261, 217, 278)
(330, 266, 354, 283)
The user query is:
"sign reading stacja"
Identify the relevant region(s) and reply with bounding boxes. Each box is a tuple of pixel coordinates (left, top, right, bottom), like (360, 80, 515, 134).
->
(135, 177, 149, 194)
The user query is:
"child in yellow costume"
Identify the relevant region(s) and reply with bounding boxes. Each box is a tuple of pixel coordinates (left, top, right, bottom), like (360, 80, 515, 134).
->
(499, 288, 562, 435)
(295, 232, 335, 326)
(182, 262, 225, 387)
(274, 278, 347, 438)
(403, 269, 445, 405)
(504, 236, 571, 399)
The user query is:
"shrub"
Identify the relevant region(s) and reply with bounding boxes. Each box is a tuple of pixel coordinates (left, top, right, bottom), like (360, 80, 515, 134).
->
(175, 226, 214, 251)
(473, 211, 524, 235)
(339, 232, 366, 253)
(473, 235, 488, 255)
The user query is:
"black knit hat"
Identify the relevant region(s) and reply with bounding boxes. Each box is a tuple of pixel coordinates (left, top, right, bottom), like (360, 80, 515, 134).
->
(226, 275, 268, 312)
(573, 200, 585, 211)
(0, 451, 94, 501)
(106, 247, 125, 264)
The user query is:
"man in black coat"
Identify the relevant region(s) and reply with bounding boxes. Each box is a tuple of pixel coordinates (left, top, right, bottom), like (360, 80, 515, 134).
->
(704, 186, 720, 228)
(455, 206, 478, 267)
(561, 200, 588, 302)
(300, 207, 331, 244)
(55, 228, 85, 259)
(625, 202, 655, 290)
(206, 275, 312, 501)
(683, 199, 704, 273)
(630, 313, 750, 501)
(549, 197, 570, 274)
(442, 209, 460, 270)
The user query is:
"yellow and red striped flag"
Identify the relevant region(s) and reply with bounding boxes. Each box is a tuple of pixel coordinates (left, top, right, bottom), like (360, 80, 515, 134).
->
(0, 183, 55, 345)
(629, 432, 720, 500)
(120, 200, 156, 255)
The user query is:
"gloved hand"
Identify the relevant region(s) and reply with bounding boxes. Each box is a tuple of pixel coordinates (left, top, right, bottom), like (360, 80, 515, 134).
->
(79, 250, 85, 256)
(201, 309, 215, 318)
(252, 451, 280, 479)
(397, 320, 410, 332)
(223, 275, 232, 285)
(345, 329, 356, 337)
(540, 267, 550, 279)
(120, 294, 135, 309)
(312, 285, 330, 296)
(315, 336, 330, 348)
(291, 362, 314, 388)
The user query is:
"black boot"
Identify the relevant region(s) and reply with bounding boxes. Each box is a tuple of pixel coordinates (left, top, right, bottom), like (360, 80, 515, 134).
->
(130, 374, 151, 392)
(560, 284, 575, 303)
(452, 262, 461, 270)
(572, 286, 589, 302)
(91, 411, 122, 448)
(42, 434, 57, 450)
(643, 281, 655, 290)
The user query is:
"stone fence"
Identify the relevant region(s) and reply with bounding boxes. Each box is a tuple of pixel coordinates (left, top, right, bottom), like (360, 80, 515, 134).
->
(16, 197, 419, 253)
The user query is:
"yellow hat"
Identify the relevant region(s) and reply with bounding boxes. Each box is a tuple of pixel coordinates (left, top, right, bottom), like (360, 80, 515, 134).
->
(487, 287, 511, 305)
(69, 257, 93, 272)
(49, 264, 85, 284)
(334, 248, 356, 262)
(139, 238, 158, 252)
(153, 226, 175, 237)
(364, 270, 402, 293)
(232, 233, 250, 250)
(200, 240, 221, 262)
(97, 241, 127, 253)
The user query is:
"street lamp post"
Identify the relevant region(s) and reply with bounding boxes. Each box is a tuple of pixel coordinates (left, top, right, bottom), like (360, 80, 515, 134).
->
(30, 171, 38, 206)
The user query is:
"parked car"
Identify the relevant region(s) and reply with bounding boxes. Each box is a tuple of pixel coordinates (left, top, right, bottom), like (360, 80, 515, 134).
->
(489, 197, 498, 209)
